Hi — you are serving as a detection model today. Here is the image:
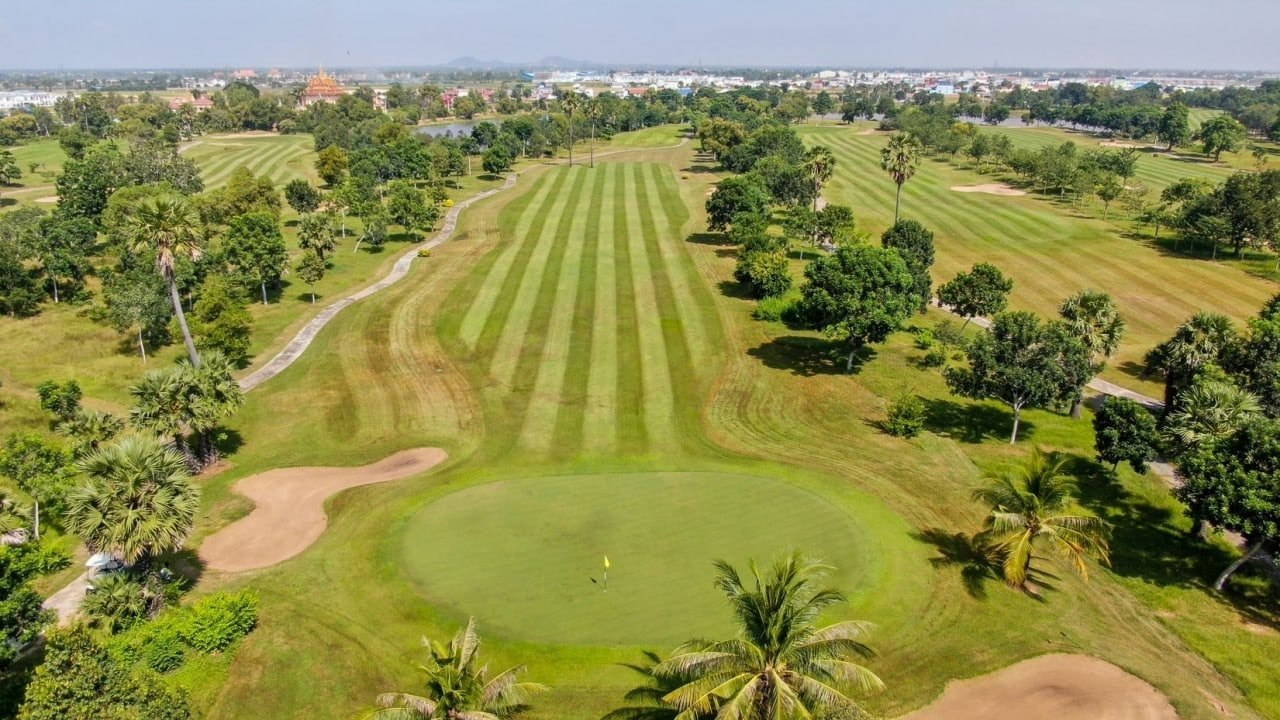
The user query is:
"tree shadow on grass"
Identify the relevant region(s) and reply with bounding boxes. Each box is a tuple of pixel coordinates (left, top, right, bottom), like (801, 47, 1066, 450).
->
(921, 398, 1029, 443)
(687, 231, 734, 247)
(746, 336, 873, 377)
(1063, 452, 1279, 624)
(914, 527, 1058, 601)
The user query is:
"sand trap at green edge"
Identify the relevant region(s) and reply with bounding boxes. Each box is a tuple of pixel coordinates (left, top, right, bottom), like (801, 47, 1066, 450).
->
(401, 471, 879, 647)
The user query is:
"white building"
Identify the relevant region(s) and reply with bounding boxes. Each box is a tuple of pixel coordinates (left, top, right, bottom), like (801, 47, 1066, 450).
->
(0, 91, 61, 111)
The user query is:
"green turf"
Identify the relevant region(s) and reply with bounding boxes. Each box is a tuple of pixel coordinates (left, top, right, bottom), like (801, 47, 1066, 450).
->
(800, 124, 1278, 396)
(181, 133, 318, 189)
(401, 471, 878, 646)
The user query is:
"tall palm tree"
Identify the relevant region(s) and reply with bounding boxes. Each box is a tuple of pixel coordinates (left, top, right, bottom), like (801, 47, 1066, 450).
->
(1058, 290, 1126, 417)
(972, 448, 1111, 591)
(1144, 312, 1235, 408)
(802, 146, 836, 213)
(586, 96, 600, 168)
(561, 91, 582, 167)
(880, 133, 921, 223)
(126, 196, 204, 367)
(370, 617, 546, 719)
(66, 435, 199, 565)
(129, 351, 242, 467)
(656, 554, 883, 720)
(1161, 377, 1261, 458)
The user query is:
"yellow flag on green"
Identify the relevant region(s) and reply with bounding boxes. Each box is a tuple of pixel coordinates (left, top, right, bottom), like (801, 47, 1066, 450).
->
(603, 555, 611, 570)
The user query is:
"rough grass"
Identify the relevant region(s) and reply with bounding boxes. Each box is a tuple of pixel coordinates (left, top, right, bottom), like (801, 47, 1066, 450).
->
(801, 124, 1277, 396)
(185, 139, 1278, 720)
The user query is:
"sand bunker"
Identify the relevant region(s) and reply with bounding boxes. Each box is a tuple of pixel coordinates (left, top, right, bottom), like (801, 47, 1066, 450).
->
(34, 196, 57, 204)
(950, 183, 1027, 196)
(1100, 140, 1145, 149)
(856, 128, 881, 135)
(200, 447, 447, 572)
(900, 654, 1177, 720)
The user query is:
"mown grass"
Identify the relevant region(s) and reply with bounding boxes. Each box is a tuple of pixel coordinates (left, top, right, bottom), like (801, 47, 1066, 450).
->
(179, 139, 1278, 720)
(180, 133, 318, 189)
(801, 123, 1277, 396)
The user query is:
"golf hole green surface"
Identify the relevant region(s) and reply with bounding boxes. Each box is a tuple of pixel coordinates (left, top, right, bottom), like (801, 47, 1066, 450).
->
(401, 472, 874, 646)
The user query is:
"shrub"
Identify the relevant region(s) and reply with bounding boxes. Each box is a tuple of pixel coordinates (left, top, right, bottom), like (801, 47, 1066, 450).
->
(883, 393, 926, 438)
(734, 249, 792, 299)
(753, 294, 797, 321)
(182, 590, 259, 653)
(921, 348, 948, 368)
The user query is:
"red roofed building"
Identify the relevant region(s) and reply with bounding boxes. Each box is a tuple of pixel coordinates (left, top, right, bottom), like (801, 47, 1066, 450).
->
(169, 96, 214, 111)
(299, 68, 347, 108)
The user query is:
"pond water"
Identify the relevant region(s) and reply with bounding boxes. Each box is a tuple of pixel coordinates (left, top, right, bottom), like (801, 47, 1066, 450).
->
(414, 121, 478, 139)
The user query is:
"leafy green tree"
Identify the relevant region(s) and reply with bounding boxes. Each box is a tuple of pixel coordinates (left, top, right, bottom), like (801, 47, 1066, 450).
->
(54, 141, 125, 223)
(733, 249, 791, 299)
(67, 435, 199, 564)
(126, 195, 204, 367)
(482, 146, 514, 174)
(1058, 290, 1125, 417)
(1157, 104, 1191, 151)
(811, 90, 835, 116)
(370, 617, 545, 719)
(1094, 174, 1124, 219)
(657, 554, 883, 719)
(1177, 418, 1280, 589)
(1092, 397, 1159, 473)
(706, 175, 770, 232)
(298, 211, 338, 260)
(880, 132, 922, 223)
(972, 448, 1111, 590)
(880, 220, 935, 312)
(17, 624, 190, 720)
(797, 244, 919, 372)
(359, 206, 391, 252)
(32, 214, 94, 303)
(0, 434, 75, 539)
(936, 262, 1013, 327)
(814, 204, 857, 247)
(283, 178, 322, 214)
(1197, 115, 1247, 161)
(222, 211, 287, 304)
(315, 144, 349, 187)
(0, 150, 20, 206)
(189, 275, 253, 365)
(386, 180, 438, 235)
(96, 265, 171, 362)
(751, 155, 814, 208)
(945, 311, 1091, 443)
(295, 249, 326, 304)
(36, 379, 82, 424)
(0, 541, 65, 669)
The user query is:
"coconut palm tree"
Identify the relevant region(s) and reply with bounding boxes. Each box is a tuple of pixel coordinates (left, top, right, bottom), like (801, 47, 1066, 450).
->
(656, 554, 883, 720)
(880, 133, 921, 223)
(802, 146, 836, 213)
(1058, 290, 1126, 417)
(972, 448, 1111, 591)
(370, 617, 546, 719)
(65, 435, 199, 565)
(126, 196, 204, 367)
(561, 91, 582, 167)
(603, 650, 706, 720)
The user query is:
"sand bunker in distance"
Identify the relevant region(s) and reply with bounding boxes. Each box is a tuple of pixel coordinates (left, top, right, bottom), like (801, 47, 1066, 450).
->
(950, 183, 1027, 196)
(200, 447, 447, 572)
(900, 654, 1177, 720)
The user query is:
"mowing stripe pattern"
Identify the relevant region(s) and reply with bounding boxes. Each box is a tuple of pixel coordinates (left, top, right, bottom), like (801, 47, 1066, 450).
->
(450, 163, 709, 460)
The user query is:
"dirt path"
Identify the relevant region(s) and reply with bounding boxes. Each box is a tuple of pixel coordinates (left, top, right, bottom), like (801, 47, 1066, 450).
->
(199, 448, 447, 572)
(950, 183, 1027, 196)
(41, 572, 90, 625)
(900, 654, 1177, 720)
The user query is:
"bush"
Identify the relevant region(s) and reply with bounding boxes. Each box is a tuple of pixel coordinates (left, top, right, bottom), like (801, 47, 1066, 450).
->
(753, 294, 797, 321)
(734, 249, 792, 299)
(921, 348, 948, 368)
(883, 393, 926, 438)
(182, 590, 259, 653)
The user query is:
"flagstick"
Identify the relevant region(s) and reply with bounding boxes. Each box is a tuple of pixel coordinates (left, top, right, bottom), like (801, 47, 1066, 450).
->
(602, 567, 608, 592)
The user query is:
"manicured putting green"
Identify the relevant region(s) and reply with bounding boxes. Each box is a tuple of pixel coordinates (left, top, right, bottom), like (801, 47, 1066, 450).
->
(401, 471, 876, 646)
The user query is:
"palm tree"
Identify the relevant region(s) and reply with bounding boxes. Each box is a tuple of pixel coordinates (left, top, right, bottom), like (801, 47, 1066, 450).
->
(129, 352, 243, 466)
(972, 448, 1111, 591)
(370, 617, 546, 719)
(603, 650, 704, 720)
(561, 91, 582, 167)
(880, 133, 921, 223)
(1161, 377, 1261, 458)
(80, 573, 149, 633)
(586, 96, 600, 168)
(802, 146, 836, 213)
(126, 196, 204, 367)
(1144, 312, 1235, 408)
(656, 554, 883, 720)
(0, 491, 28, 538)
(66, 435, 199, 565)
(57, 409, 125, 457)
(1058, 290, 1126, 418)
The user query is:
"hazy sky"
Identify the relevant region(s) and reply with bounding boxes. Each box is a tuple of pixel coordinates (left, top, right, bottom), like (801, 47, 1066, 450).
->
(2, 0, 1278, 71)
